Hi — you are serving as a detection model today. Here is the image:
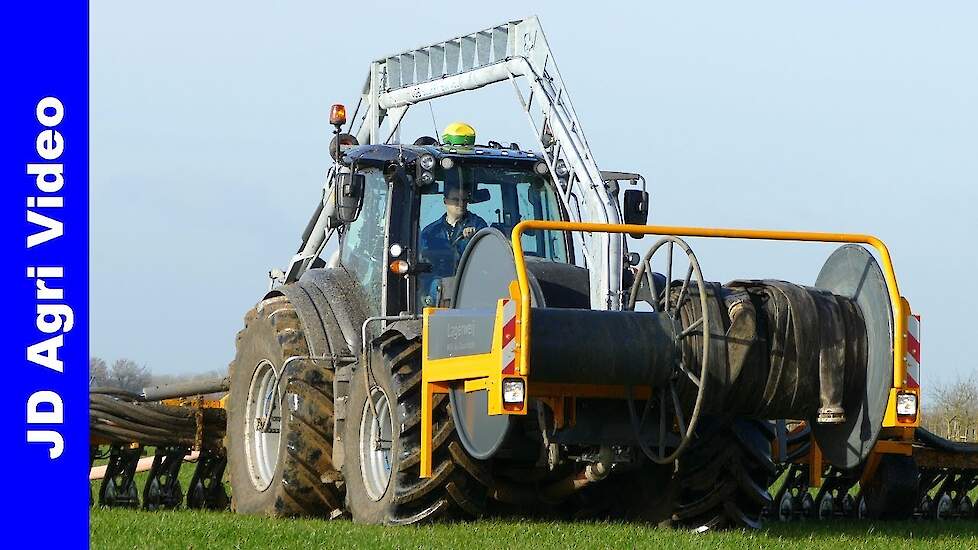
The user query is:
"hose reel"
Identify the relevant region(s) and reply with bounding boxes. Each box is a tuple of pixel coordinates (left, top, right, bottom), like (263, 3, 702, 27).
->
(446, 228, 894, 471)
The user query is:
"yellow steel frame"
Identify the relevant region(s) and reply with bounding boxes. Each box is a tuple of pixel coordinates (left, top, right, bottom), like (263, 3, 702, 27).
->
(420, 291, 528, 477)
(511, 220, 906, 385)
(419, 220, 916, 477)
(161, 396, 226, 409)
(511, 221, 915, 428)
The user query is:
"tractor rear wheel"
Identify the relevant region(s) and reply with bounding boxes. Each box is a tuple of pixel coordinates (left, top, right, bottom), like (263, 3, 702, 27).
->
(227, 295, 343, 517)
(673, 418, 775, 530)
(342, 331, 490, 524)
(570, 459, 677, 523)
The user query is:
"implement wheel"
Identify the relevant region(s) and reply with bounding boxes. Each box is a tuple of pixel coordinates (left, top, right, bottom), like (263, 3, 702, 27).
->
(227, 294, 343, 517)
(861, 454, 918, 520)
(342, 331, 490, 524)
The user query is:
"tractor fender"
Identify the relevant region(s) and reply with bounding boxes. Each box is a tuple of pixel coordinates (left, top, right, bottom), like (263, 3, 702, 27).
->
(298, 268, 370, 356)
(265, 267, 370, 472)
(382, 319, 423, 343)
(264, 267, 368, 362)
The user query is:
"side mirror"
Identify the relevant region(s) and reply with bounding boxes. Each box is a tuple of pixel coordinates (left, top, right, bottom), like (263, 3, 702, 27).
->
(330, 172, 365, 226)
(623, 189, 649, 230)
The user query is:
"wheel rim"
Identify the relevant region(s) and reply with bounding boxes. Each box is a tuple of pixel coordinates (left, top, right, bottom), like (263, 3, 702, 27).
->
(841, 494, 854, 516)
(801, 494, 814, 520)
(244, 360, 282, 491)
(961, 497, 973, 517)
(920, 495, 933, 516)
(778, 492, 794, 522)
(936, 494, 953, 519)
(360, 385, 394, 501)
(818, 494, 834, 519)
(103, 478, 117, 503)
(145, 479, 160, 507)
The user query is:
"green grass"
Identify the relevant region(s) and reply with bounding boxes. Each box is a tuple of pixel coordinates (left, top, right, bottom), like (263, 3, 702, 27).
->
(91, 507, 978, 550)
(90, 451, 978, 549)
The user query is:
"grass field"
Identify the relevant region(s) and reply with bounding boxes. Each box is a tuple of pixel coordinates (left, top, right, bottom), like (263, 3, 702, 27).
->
(91, 507, 978, 550)
(90, 452, 978, 549)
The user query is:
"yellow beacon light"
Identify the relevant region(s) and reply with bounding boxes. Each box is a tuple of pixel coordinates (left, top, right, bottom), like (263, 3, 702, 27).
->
(442, 122, 476, 146)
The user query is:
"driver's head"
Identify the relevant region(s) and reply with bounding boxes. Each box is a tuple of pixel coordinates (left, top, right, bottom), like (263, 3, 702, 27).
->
(443, 186, 468, 218)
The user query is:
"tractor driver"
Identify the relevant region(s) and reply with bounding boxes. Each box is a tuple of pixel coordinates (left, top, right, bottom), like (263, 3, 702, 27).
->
(418, 186, 488, 305)
(420, 186, 488, 258)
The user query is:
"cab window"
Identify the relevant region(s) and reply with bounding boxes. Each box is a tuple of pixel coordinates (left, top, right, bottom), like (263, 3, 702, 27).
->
(416, 162, 567, 307)
(341, 168, 389, 314)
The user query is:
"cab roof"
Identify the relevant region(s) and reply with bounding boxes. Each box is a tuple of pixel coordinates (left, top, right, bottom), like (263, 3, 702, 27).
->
(341, 143, 543, 166)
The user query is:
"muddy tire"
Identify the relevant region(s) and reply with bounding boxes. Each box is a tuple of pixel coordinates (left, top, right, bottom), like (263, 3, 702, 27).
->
(227, 295, 343, 517)
(673, 418, 776, 530)
(342, 331, 490, 524)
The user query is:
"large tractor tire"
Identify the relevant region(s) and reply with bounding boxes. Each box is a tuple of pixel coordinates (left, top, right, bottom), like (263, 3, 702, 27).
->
(227, 295, 343, 517)
(673, 418, 776, 530)
(570, 459, 677, 523)
(342, 331, 490, 524)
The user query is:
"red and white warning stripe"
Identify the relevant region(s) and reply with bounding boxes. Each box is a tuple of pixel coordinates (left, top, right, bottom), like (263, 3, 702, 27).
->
(905, 313, 921, 388)
(501, 299, 518, 375)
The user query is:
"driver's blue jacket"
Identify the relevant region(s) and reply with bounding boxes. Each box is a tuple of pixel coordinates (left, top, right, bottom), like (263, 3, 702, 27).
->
(419, 212, 488, 269)
(418, 212, 488, 305)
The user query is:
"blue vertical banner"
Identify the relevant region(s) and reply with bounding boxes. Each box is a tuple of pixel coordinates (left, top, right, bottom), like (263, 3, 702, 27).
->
(0, 1, 89, 545)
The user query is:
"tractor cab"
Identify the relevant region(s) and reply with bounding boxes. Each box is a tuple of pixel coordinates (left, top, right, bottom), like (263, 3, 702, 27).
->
(331, 126, 574, 318)
(413, 145, 572, 309)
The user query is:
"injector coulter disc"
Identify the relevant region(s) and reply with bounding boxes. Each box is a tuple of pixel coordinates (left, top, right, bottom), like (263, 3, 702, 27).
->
(812, 244, 894, 470)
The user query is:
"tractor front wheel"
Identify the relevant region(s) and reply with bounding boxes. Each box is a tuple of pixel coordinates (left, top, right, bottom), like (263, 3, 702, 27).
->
(342, 331, 490, 524)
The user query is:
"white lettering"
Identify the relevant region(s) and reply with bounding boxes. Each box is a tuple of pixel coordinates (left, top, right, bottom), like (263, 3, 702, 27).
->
(36, 129, 64, 161)
(26, 210, 63, 248)
(27, 431, 64, 460)
(27, 335, 64, 373)
(26, 163, 64, 193)
(35, 96, 64, 127)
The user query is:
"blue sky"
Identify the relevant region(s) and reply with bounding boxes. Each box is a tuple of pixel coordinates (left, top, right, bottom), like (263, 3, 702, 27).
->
(92, 1, 978, 388)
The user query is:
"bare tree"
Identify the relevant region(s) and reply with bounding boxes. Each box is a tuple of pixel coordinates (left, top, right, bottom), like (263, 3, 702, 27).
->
(108, 358, 152, 393)
(89, 357, 109, 387)
(923, 376, 978, 441)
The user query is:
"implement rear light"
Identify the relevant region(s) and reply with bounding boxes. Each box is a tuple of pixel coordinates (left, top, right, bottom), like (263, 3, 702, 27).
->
(502, 378, 525, 404)
(896, 392, 918, 422)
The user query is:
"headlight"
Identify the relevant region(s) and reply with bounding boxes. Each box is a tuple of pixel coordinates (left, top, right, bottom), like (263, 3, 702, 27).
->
(440, 157, 455, 170)
(418, 171, 435, 186)
(502, 378, 525, 404)
(419, 154, 436, 171)
(534, 161, 549, 175)
(896, 392, 917, 416)
(389, 243, 403, 258)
